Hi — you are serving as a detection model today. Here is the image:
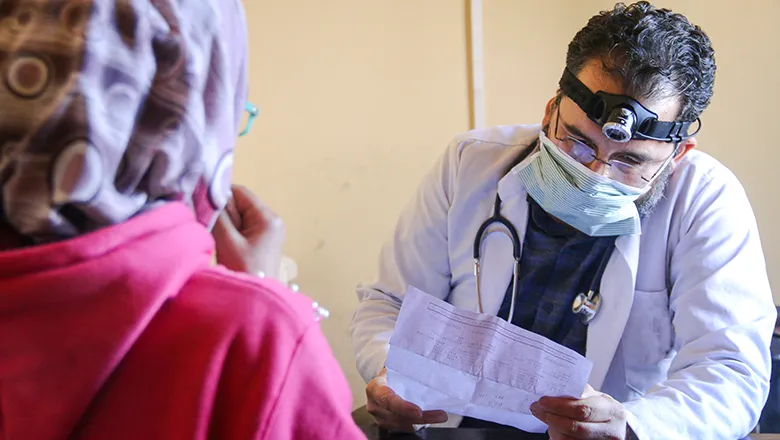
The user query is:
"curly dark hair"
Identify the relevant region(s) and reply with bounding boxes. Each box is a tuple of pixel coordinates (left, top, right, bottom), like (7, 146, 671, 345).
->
(565, 1, 716, 122)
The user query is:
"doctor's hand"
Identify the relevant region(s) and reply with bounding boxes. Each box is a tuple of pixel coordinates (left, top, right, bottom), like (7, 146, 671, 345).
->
(212, 185, 286, 279)
(366, 368, 448, 432)
(530, 384, 629, 440)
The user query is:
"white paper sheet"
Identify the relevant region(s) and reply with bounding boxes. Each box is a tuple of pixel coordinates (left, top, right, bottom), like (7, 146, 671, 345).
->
(386, 286, 593, 433)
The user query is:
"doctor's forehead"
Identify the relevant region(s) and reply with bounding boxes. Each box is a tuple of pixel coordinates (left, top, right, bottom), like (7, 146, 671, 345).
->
(572, 59, 682, 124)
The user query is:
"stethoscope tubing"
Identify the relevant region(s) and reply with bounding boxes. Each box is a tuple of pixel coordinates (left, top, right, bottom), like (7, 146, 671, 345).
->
(472, 194, 613, 324)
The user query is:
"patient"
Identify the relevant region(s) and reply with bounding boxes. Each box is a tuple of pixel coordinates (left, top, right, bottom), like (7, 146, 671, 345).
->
(0, 1, 364, 439)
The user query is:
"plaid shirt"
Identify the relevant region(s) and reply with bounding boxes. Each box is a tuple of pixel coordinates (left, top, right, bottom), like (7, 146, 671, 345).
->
(496, 197, 616, 356)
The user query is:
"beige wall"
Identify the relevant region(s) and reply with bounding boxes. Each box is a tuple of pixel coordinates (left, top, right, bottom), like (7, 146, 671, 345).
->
(237, 0, 470, 406)
(236, 1, 780, 408)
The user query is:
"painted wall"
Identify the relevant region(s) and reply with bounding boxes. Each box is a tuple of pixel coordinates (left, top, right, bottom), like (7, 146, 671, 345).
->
(237, 0, 470, 405)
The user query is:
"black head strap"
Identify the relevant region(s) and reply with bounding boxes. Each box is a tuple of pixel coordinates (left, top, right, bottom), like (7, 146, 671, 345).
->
(559, 68, 700, 143)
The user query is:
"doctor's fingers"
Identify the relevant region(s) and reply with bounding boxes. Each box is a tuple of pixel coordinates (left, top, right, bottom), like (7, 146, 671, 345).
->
(367, 382, 422, 419)
(541, 413, 616, 440)
(370, 388, 423, 419)
(368, 404, 446, 431)
(366, 386, 447, 423)
(366, 406, 415, 431)
(536, 395, 617, 423)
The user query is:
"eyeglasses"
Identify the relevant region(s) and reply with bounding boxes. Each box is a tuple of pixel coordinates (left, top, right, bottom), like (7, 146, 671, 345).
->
(239, 102, 259, 137)
(553, 106, 677, 188)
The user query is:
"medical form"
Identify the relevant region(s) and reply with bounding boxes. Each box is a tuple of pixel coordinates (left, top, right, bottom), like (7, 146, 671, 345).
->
(386, 286, 593, 433)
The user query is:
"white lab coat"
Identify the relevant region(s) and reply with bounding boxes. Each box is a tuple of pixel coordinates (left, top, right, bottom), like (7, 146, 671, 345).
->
(350, 124, 777, 439)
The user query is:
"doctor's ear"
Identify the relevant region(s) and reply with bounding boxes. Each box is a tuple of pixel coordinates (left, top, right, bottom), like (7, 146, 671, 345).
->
(542, 96, 559, 128)
(673, 137, 697, 164)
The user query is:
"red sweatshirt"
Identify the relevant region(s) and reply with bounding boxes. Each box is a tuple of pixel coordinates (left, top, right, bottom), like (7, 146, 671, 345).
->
(0, 203, 366, 440)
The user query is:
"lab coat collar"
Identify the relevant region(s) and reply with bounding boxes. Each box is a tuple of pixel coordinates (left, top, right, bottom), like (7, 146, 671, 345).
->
(497, 149, 537, 203)
(493, 152, 536, 251)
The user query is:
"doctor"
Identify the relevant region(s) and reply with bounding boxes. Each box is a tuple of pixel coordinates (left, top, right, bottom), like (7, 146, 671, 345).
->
(351, 2, 776, 439)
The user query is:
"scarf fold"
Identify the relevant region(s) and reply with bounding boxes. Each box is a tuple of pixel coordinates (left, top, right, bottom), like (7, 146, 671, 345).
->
(0, 0, 248, 242)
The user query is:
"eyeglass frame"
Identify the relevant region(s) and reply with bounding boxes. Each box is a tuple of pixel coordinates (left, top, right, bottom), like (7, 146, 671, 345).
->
(552, 104, 680, 188)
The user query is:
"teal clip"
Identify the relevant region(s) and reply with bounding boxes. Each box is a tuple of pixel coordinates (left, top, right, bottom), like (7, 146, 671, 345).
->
(240, 102, 259, 137)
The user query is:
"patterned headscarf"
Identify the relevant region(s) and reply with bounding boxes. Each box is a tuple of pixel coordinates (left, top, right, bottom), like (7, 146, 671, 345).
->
(0, 0, 248, 242)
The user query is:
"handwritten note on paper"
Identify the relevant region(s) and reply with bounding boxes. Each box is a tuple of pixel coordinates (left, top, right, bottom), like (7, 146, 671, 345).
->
(385, 286, 593, 433)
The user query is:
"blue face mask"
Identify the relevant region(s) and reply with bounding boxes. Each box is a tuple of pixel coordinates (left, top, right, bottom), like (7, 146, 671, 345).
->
(514, 132, 647, 237)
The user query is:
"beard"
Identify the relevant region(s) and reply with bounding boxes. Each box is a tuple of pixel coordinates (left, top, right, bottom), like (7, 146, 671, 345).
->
(635, 161, 673, 217)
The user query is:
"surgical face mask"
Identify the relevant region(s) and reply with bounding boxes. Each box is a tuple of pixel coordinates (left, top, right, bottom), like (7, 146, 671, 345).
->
(514, 132, 647, 237)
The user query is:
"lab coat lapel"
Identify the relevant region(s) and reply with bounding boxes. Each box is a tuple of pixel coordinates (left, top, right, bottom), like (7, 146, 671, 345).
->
(476, 171, 530, 316)
(585, 232, 640, 389)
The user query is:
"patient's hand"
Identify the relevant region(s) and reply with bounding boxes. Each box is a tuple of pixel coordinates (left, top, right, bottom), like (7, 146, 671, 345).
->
(212, 185, 286, 279)
(366, 368, 448, 432)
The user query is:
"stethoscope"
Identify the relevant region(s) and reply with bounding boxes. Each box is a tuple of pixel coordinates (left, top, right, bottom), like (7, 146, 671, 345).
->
(473, 194, 614, 325)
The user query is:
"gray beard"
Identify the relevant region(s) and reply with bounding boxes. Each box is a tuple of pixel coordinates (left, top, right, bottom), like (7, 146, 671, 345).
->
(635, 163, 672, 217)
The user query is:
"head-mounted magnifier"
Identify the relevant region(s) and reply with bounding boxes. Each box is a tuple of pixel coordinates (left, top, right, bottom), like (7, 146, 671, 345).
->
(558, 68, 701, 144)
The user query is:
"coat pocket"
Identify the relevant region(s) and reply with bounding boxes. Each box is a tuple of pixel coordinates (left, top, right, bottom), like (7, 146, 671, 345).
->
(622, 289, 675, 396)
(622, 289, 674, 367)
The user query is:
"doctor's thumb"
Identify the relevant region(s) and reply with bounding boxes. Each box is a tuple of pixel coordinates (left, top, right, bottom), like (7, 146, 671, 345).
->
(581, 384, 600, 398)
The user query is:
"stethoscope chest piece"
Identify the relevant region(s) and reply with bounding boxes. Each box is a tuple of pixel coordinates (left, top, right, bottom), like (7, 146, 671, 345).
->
(572, 290, 601, 324)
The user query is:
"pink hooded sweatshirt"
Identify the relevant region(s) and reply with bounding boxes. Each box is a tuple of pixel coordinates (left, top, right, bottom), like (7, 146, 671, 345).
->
(0, 203, 366, 440)
(0, 0, 365, 439)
